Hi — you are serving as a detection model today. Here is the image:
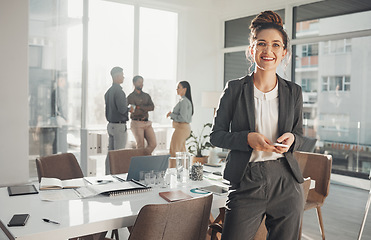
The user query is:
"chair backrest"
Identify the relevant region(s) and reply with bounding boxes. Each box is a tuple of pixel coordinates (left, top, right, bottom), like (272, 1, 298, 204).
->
(128, 194, 213, 240)
(108, 148, 149, 175)
(36, 153, 84, 182)
(294, 151, 332, 204)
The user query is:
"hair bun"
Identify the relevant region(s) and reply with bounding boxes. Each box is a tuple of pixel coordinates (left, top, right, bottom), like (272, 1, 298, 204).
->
(250, 10, 283, 30)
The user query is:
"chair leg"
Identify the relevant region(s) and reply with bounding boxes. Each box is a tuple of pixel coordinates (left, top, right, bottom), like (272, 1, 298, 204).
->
(110, 229, 119, 239)
(316, 207, 325, 240)
(299, 219, 303, 240)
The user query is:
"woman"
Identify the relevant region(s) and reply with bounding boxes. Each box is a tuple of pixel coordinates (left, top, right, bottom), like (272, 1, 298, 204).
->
(210, 11, 305, 240)
(167, 81, 194, 157)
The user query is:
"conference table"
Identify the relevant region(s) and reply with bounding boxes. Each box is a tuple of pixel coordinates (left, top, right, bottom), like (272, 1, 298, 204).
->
(0, 170, 228, 240)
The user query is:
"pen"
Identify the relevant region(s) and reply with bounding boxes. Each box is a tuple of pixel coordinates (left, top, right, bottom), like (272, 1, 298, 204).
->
(42, 218, 60, 225)
(131, 179, 149, 188)
(97, 180, 113, 184)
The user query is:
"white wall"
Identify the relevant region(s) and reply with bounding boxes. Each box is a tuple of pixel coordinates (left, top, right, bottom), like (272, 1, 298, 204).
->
(0, 0, 29, 186)
(177, 7, 223, 134)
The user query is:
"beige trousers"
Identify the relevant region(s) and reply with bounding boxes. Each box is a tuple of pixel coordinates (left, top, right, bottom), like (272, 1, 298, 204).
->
(130, 120, 157, 155)
(169, 121, 191, 157)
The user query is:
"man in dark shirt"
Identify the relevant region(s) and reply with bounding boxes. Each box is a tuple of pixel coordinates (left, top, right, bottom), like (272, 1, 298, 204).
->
(127, 75, 157, 154)
(104, 66, 130, 173)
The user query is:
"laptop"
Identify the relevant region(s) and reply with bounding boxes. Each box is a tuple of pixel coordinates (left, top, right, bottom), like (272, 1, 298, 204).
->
(126, 154, 170, 181)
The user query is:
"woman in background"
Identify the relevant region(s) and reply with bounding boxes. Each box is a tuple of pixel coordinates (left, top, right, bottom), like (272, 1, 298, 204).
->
(210, 10, 305, 240)
(167, 81, 194, 157)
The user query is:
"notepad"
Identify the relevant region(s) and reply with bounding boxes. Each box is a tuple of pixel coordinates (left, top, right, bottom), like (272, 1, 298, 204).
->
(159, 190, 193, 202)
(39, 177, 86, 190)
(85, 180, 151, 197)
(8, 184, 39, 196)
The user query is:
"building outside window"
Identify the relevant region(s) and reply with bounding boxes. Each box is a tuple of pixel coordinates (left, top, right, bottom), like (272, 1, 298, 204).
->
(294, 1, 371, 175)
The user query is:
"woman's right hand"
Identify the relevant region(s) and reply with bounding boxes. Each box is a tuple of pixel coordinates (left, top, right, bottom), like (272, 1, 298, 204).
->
(247, 132, 276, 152)
(166, 111, 171, 118)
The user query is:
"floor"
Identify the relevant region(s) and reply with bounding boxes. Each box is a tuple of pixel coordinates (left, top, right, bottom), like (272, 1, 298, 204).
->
(302, 183, 371, 240)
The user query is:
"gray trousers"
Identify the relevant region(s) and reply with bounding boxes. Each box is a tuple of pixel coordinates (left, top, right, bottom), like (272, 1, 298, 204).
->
(221, 158, 304, 240)
(106, 123, 127, 174)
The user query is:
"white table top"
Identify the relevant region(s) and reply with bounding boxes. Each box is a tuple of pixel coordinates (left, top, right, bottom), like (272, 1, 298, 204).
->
(0, 174, 228, 240)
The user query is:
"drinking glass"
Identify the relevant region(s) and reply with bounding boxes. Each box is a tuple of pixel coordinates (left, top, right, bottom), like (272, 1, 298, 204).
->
(176, 152, 190, 183)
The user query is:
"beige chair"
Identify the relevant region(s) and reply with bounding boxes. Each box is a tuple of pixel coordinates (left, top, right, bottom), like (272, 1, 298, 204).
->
(126, 194, 212, 240)
(108, 148, 149, 174)
(36, 153, 111, 240)
(294, 151, 332, 240)
(36, 152, 84, 183)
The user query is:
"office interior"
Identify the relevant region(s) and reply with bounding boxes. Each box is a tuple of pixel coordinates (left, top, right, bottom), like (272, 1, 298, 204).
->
(1, 0, 371, 239)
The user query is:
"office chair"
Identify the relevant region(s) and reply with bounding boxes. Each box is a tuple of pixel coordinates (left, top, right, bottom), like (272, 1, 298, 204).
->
(36, 152, 84, 182)
(36, 153, 112, 240)
(294, 151, 332, 240)
(125, 194, 212, 240)
(357, 169, 371, 240)
(108, 148, 149, 174)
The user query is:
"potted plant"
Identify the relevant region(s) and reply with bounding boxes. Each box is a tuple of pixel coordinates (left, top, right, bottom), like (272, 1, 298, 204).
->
(187, 123, 213, 164)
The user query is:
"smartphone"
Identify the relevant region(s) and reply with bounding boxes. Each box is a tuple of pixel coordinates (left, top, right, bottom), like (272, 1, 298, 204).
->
(7, 214, 30, 227)
(272, 143, 289, 148)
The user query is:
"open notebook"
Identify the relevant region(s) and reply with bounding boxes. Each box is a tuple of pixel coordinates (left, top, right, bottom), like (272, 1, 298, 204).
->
(39, 179, 150, 201)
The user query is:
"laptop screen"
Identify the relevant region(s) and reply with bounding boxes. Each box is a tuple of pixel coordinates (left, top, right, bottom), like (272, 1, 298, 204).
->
(126, 155, 170, 181)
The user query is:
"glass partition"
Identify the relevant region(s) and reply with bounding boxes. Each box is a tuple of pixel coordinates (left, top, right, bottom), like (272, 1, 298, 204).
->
(29, 0, 83, 162)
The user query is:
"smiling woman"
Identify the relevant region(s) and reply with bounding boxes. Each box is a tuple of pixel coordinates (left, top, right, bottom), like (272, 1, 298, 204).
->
(210, 10, 306, 240)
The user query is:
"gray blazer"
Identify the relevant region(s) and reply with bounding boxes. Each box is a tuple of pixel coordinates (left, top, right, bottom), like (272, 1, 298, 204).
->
(210, 74, 305, 184)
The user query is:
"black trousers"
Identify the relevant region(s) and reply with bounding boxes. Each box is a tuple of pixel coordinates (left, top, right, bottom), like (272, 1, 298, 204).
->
(221, 158, 304, 240)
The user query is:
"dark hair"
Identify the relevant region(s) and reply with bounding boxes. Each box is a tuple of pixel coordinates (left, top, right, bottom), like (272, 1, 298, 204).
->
(110, 66, 123, 78)
(132, 75, 143, 84)
(249, 10, 289, 50)
(179, 81, 194, 115)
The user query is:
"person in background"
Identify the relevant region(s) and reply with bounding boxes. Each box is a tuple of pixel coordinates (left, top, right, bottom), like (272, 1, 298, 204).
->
(104, 66, 131, 173)
(127, 75, 157, 154)
(167, 81, 193, 157)
(210, 10, 305, 240)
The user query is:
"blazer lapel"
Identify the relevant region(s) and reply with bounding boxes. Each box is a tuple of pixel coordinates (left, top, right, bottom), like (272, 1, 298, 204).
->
(243, 75, 255, 131)
(278, 75, 291, 135)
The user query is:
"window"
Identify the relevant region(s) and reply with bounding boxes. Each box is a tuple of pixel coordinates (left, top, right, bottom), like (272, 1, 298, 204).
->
(293, 0, 371, 174)
(87, 0, 134, 126)
(323, 39, 352, 54)
(301, 78, 317, 93)
(29, 0, 178, 179)
(302, 44, 318, 57)
(87, 3, 178, 127)
(138, 8, 178, 125)
(321, 76, 351, 92)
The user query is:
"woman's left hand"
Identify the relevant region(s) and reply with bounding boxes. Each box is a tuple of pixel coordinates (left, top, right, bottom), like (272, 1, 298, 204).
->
(273, 132, 295, 154)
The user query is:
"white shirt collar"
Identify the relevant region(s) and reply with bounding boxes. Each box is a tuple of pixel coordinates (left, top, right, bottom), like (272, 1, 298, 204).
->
(254, 82, 278, 100)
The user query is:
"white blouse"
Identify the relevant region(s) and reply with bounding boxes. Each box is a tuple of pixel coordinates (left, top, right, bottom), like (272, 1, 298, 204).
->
(250, 83, 284, 162)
